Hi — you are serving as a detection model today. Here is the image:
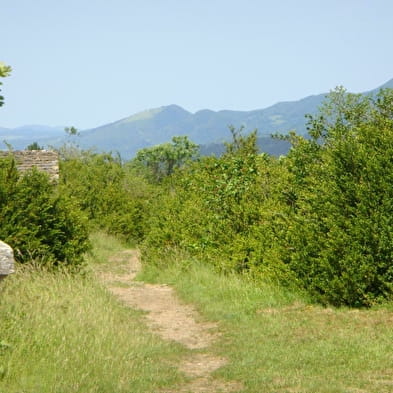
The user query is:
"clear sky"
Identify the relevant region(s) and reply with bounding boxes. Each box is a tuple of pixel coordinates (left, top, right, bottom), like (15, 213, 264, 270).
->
(1, 0, 393, 129)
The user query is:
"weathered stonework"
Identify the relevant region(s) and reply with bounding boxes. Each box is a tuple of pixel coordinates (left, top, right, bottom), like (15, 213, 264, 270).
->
(0, 241, 15, 281)
(0, 150, 59, 181)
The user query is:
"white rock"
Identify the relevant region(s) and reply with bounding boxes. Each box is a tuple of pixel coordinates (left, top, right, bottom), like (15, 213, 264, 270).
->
(0, 241, 15, 275)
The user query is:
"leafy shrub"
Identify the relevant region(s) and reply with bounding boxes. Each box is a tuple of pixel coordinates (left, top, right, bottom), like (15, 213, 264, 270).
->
(59, 150, 153, 241)
(133, 136, 199, 182)
(283, 88, 393, 306)
(142, 90, 393, 306)
(0, 155, 90, 268)
(142, 128, 297, 287)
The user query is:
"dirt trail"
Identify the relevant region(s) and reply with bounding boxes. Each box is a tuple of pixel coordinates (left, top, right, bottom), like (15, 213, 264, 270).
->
(99, 249, 242, 393)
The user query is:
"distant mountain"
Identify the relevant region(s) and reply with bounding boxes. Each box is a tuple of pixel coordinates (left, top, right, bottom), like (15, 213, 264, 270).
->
(0, 125, 64, 150)
(70, 97, 322, 158)
(2, 78, 392, 158)
(372, 78, 393, 90)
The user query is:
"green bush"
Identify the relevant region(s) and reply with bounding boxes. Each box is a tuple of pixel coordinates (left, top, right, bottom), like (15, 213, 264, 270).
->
(283, 88, 393, 306)
(142, 128, 297, 287)
(0, 155, 90, 268)
(142, 90, 393, 306)
(59, 150, 153, 241)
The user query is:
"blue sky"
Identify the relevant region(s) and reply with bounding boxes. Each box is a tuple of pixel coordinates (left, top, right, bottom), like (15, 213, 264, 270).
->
(1, 0, 393, 129)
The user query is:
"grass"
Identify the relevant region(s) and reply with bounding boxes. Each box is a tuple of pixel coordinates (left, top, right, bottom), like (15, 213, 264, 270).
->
(140, 256, 393, 393)
(3, 231, 393, 393)
(0, 232, 185, 393)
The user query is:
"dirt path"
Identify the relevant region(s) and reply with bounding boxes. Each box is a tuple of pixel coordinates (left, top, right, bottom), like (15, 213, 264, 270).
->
(99, 249, 242, 393)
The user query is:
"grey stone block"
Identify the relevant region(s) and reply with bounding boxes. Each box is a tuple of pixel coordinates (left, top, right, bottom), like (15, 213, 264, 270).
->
(0, 241, 15, 275)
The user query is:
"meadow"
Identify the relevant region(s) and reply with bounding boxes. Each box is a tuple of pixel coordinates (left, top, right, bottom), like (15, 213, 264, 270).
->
(1, 233, 393, 392)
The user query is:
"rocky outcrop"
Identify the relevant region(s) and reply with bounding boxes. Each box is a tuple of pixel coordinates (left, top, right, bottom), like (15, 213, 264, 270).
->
(0, 241, 15, 281)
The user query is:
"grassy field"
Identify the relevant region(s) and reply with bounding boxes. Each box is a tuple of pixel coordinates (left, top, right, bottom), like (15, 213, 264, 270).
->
(140, 256, 393, 393)
(0, 233, 185, 393)
(2, 232, 393, 393)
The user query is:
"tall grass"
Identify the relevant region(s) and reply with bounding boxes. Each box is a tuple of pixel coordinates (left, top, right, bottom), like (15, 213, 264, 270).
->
(4, 230, 393, 393)
(140, 256, 393, 393)
(0, 234, 184, 393)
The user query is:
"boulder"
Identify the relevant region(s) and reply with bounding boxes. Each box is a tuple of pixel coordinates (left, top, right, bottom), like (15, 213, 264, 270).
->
(0, 241, 15, 279)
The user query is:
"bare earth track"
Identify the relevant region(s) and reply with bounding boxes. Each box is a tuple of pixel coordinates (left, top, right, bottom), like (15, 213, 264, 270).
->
(99, 249, 243, 393)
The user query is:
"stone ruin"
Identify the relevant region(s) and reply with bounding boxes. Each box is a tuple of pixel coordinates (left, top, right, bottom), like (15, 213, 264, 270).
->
(0, 241, 15, 282)
(0, 150, 59, 182)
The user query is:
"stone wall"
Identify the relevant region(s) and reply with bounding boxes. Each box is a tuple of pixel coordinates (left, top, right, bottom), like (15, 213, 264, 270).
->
(0, 150, 59, 181)
(0, 241, 15, 281)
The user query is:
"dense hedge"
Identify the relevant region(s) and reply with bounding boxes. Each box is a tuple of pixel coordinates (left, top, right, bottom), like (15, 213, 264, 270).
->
(281, 88, 393, 306)
(140, 88, 393, 307)
(0, 155, 90, 268)
(59, 150, 154, 241)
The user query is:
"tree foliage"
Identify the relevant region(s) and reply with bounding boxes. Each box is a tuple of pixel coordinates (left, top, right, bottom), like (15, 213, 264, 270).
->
(26, 141, 43, 150)
(59, 149, 154, 241)
(142, 127, 294, 283)
(133, 136, 199, 182)
(0, 62, 12, 107)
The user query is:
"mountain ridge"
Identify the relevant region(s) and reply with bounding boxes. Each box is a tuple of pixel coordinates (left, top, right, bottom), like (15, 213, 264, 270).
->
(2, 78, 393, 157)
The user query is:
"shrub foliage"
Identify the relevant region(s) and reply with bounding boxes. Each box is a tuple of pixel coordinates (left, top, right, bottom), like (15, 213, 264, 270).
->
(0, 155, 90, 268)
(140, 88, 393, 306)
(59, 150, 154, 241)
